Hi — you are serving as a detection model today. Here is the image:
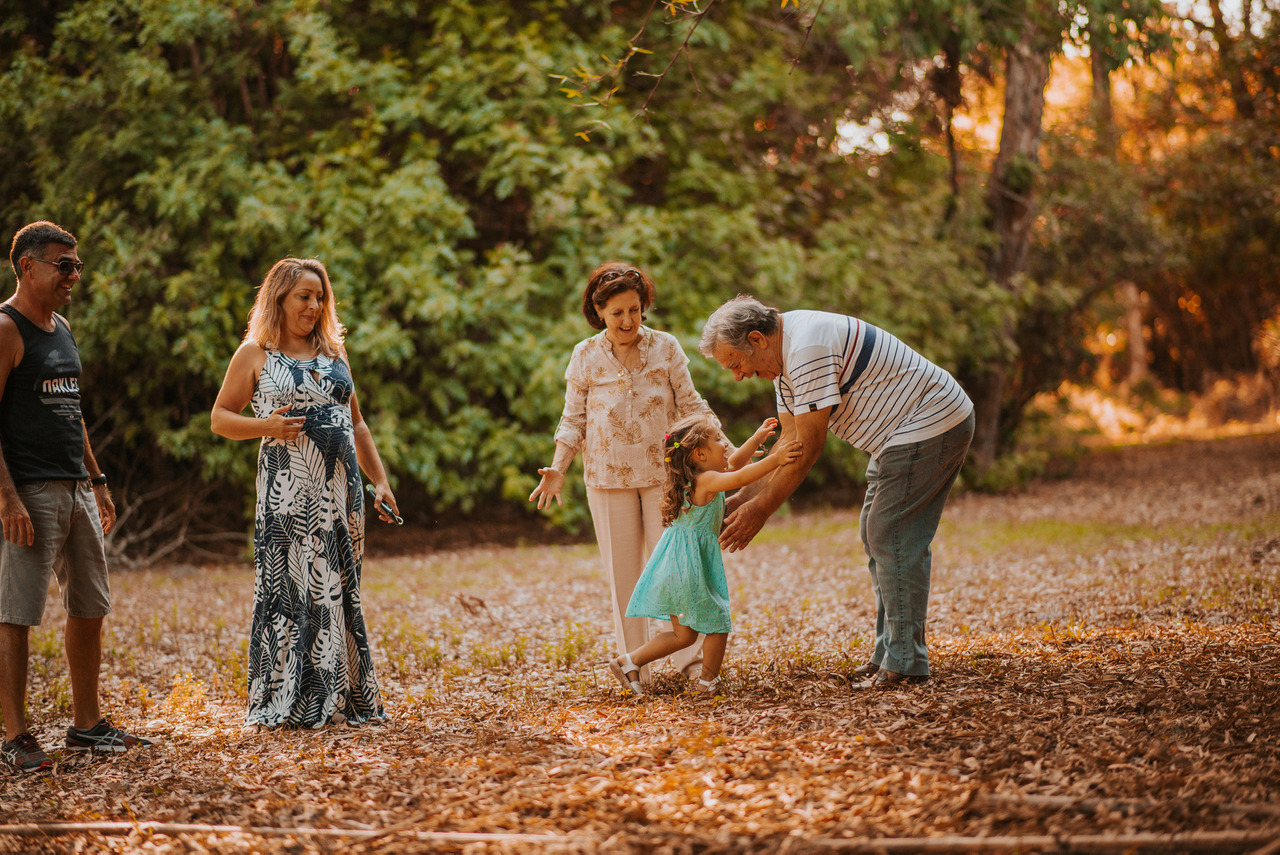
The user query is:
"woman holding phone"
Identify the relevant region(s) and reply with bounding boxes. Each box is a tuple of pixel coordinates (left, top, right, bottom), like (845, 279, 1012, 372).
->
(212, 257, 397, 728)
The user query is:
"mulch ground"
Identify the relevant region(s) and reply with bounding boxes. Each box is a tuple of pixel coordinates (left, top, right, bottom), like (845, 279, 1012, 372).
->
(1, 433, 1278, 853)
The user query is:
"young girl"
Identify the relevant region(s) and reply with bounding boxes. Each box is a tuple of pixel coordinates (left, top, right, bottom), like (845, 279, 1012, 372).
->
(609, 414, 803, 696)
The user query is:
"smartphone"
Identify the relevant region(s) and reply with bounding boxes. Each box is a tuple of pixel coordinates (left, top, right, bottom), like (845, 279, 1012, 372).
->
(365, 483, 403, 525)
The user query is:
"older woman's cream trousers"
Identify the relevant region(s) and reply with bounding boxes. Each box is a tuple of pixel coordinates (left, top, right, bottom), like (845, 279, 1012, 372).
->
(587, 485, 704, 682)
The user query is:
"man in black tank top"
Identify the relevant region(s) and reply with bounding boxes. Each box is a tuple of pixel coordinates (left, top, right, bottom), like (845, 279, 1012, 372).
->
(0, 222, 151, 775)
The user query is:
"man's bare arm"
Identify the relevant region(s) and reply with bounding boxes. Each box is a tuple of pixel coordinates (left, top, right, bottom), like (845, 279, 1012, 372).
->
(0, 316, 32, 545)
(719, 406, 830, 552)
(82, 421, 116, 535)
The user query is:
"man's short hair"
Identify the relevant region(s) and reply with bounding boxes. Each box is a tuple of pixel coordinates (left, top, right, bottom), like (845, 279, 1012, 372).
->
(10, 221, 77, 282)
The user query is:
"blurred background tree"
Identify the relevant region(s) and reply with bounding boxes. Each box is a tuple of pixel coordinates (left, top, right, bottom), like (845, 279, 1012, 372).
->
(0, 0, 1275, 562)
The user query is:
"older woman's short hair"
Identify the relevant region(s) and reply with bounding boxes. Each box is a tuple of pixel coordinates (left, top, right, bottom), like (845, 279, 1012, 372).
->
(698, 295, 781, 357)
(581, 262, 656, 330)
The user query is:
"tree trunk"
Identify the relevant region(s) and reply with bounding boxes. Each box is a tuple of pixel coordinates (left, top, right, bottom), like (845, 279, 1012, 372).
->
(972, 29, 1052, 471)
(985, 38, 1051, 287)
(1088, 17, 1116, 154)
(933, 30, 964, 220)
(1208, 0, 1256, 120)
(1124, 282, 1149, 385)
(1090, 11, 1147, 388)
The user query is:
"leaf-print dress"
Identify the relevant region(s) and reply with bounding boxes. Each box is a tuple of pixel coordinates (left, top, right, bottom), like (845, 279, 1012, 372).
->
(246, 350, 385, 728)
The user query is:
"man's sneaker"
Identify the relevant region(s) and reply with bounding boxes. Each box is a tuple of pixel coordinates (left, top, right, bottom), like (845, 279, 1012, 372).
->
(65, 718, 152, 753)
(2, 732, 53, 774)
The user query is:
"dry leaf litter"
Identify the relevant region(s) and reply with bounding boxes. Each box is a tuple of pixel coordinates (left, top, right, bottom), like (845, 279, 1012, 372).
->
(0, 433, 1277, 853)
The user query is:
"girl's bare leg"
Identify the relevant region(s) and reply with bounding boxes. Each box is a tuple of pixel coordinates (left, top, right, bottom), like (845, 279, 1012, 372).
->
(700, 633, 728, 682)
(618, 616, 699, 678)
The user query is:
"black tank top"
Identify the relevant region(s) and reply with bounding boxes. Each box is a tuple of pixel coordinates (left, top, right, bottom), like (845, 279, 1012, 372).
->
(0, 304, 87, 483)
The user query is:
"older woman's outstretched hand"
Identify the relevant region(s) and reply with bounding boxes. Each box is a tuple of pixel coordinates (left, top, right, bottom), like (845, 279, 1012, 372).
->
(530, 467, 566, 509)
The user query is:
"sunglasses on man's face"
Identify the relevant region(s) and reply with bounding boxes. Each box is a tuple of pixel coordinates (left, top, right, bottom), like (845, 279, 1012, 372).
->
(29, 257, 85, 276)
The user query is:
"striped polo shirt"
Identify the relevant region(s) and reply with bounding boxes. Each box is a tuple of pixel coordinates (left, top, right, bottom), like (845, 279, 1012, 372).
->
(774, 310, 973, 459)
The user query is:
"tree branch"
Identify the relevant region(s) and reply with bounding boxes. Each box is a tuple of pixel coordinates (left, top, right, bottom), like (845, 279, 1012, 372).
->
(791, 0, 829, 72)
(636, 0, 718, 115)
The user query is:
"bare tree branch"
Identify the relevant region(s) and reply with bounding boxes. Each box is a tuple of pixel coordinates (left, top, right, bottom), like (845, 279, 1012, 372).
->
(792, 0, 829, 72)
(637, 0, 718, 116)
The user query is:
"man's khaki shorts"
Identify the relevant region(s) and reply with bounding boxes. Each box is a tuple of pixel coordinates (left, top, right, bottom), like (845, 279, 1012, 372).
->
(0, 480, 111, 626)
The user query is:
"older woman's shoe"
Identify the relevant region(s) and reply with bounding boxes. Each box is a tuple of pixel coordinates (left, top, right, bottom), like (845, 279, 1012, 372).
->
(851, 661, 880, 679)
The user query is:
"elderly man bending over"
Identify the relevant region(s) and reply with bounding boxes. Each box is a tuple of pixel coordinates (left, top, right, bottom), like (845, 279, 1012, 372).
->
(699, 295, 973, 687)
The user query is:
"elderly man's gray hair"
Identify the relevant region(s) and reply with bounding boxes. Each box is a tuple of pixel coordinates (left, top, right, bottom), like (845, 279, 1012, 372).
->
(698, 295, 781, 357)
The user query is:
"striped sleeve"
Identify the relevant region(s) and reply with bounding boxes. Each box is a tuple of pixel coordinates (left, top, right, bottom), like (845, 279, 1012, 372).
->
(777, 311, 972, 457)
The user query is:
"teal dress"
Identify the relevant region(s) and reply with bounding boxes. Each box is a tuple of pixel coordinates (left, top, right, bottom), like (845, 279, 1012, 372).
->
(626, 493, 732, 634)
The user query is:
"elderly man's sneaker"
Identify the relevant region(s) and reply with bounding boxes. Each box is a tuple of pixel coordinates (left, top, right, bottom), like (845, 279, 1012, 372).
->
(2, 732, 53, 774)
(65, 718, 152, 753)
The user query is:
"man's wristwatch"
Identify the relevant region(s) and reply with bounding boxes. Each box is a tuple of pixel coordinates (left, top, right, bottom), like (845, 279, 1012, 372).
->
(89, 474, 108, 487)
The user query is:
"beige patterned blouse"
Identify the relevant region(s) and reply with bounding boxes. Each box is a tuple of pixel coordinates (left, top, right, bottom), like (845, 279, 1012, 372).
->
(553, 326, 715, 489)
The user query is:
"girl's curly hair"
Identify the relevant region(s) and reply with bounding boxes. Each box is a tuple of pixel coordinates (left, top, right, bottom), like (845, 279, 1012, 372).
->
(660, 414, 721, 526)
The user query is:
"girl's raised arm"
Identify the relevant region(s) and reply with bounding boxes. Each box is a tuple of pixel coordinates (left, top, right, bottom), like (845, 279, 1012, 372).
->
(693, 438, 803, 504)
(727, 417, 778, 471)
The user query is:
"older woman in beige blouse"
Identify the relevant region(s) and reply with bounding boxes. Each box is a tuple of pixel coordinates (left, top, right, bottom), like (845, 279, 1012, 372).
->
(530, 263, 714, 683)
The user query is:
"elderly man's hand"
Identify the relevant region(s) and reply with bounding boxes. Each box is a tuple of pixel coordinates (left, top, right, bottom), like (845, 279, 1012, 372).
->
(719, 499, 769, 553)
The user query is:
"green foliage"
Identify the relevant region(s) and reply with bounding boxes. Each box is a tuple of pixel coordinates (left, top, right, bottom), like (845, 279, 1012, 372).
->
(541, 620, 598, 669)
(2, 0, 1015, 551)
(1, 0, 1264, 556)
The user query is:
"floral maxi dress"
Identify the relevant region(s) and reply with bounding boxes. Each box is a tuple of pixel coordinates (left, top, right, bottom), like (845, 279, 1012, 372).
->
(246, 350, 385, 727)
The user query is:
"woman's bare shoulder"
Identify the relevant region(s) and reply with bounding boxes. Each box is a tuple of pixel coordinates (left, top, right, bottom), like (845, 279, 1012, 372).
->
(229, 340, 269, 371)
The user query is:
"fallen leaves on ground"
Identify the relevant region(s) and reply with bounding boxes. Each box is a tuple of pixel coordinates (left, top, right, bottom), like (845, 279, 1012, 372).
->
(1, 433, 1278, 853)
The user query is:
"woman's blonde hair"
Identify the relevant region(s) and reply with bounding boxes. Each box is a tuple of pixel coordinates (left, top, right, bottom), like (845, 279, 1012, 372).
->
(244, 258, 344, 358)
(659, 414, 721, 526)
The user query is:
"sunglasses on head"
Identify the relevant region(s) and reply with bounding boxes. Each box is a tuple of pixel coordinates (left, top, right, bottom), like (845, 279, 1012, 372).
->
(600, 268, 640, 284)
(29, 257, 85, 276)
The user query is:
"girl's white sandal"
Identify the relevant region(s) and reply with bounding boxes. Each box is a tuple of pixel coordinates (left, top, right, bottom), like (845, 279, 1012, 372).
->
(693, 676, 721, 694)
(608, 653, 644, 697)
